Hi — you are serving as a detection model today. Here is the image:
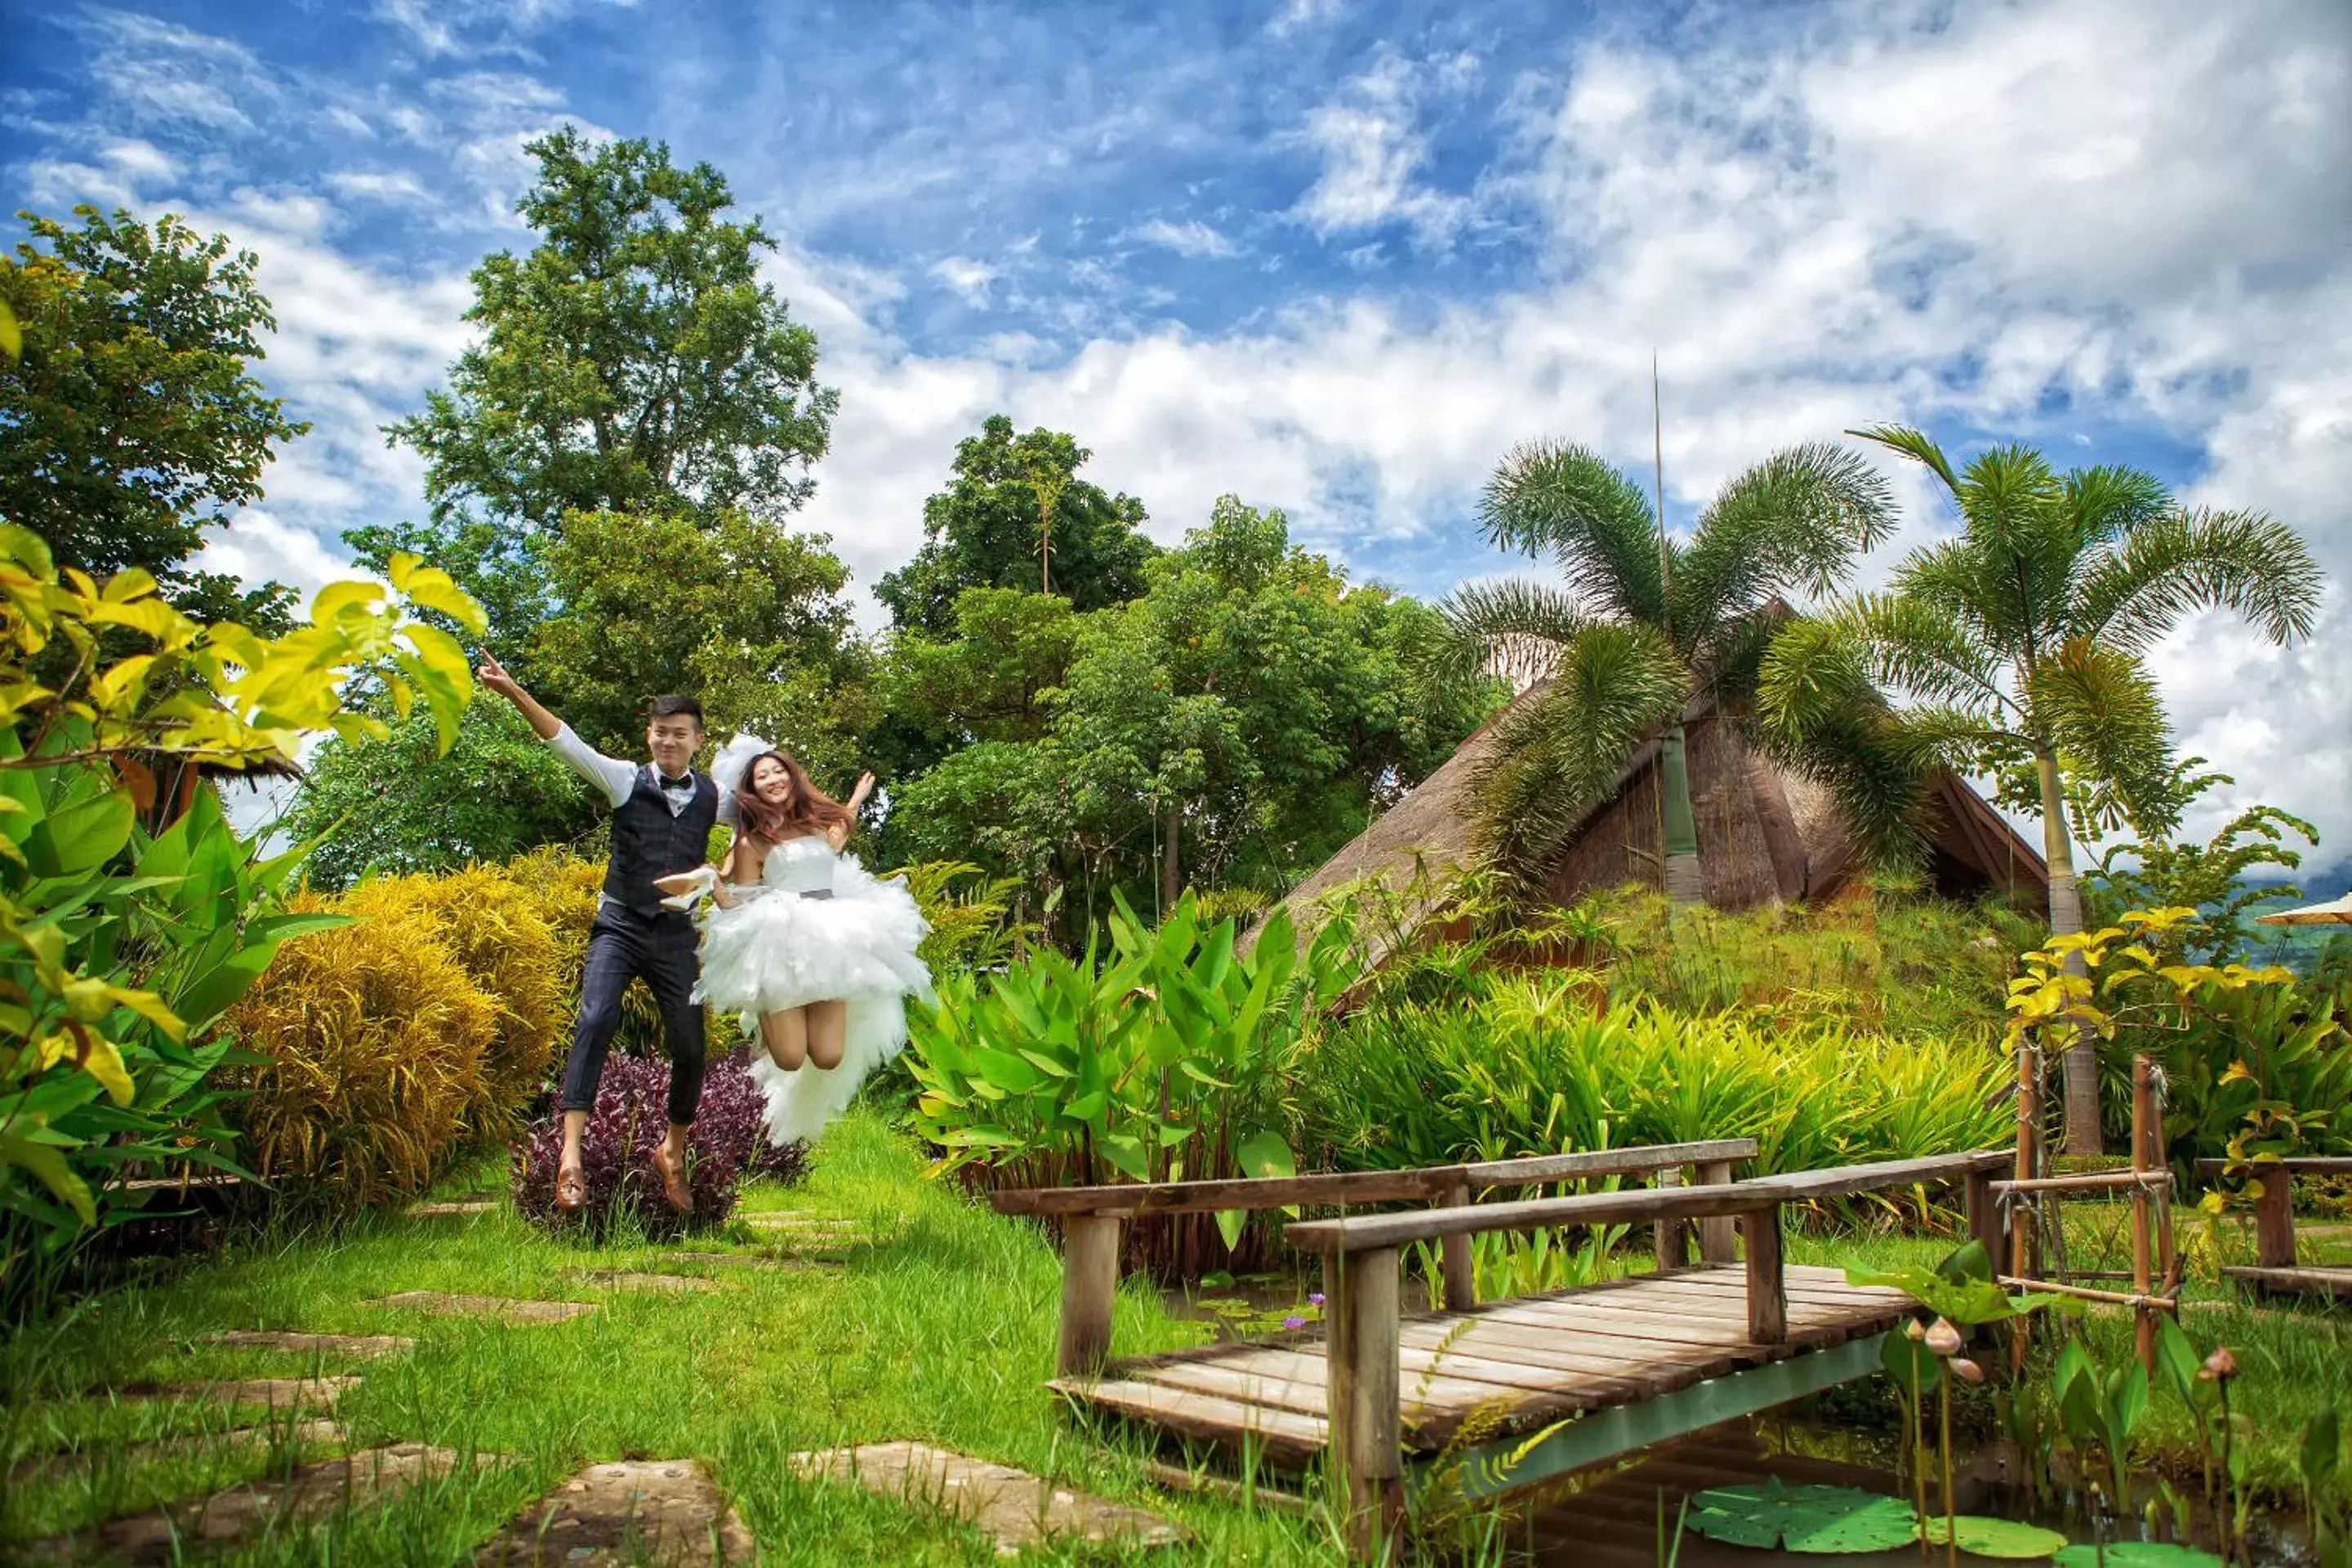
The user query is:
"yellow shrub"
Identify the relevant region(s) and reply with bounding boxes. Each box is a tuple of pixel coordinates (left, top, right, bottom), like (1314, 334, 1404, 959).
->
(228, 893, 493, 1212)
(339, 866, 564, 1135)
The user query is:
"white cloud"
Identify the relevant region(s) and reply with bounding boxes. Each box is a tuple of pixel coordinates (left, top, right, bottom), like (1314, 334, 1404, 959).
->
(1125, 218, 1240, 259)
(374, 0, 643, 59)
(1267, 0, 1345, 38)
(325, 170, 436, 206)
(1292, 49, 1477, 247)
(929, 256, 998, 305)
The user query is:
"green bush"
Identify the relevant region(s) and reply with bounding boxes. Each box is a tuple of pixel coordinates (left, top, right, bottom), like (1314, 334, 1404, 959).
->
(1294, 974, 2009, 1203)
(228, 892, 495, 1213)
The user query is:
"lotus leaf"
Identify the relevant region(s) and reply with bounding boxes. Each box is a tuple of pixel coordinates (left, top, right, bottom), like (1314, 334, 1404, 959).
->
(1923, 1515, 2069, 1560)
(2051, 1545, 2225, 1568)
(1684, 1481, 1919, 1553)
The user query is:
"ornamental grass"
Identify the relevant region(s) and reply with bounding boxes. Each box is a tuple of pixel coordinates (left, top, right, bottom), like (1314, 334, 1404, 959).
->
(338, 866, 564, 1139)
(226, 893, 493, 1213)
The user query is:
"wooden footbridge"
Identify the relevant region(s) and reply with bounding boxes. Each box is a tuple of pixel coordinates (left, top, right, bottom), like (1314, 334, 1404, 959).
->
(993, 1140, 2016, 1559)
(2198, 1156, 2352, 1301)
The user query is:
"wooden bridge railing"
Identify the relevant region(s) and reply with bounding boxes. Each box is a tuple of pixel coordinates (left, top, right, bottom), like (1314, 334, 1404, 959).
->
(1282, 1147, 2012, 1556)
(2195, 1156, 2352, 1295)
(988, 1138, 1760, 1382)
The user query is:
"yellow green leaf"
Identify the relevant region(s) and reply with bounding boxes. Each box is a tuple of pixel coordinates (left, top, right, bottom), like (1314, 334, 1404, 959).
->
(310, 580, 381, 625)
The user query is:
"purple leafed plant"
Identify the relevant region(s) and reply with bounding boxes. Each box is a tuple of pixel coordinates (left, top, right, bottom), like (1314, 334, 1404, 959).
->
(511, 1048, 800, 1238)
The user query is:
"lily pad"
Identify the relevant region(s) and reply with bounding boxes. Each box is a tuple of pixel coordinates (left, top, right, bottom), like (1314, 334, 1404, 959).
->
(2052, 1546, 2225, 1568)
(1686, 1481, 1920, 1553)
(1923, 1516, 2070, 1560)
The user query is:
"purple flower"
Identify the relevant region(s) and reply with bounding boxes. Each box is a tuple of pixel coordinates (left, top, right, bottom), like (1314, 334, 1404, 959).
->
(1307, 1293, 1325, 1307)
(1281, 1315, 1306, 1330)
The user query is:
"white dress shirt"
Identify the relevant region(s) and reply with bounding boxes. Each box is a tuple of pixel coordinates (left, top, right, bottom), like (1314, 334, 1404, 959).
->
(546, 724, 740, 826)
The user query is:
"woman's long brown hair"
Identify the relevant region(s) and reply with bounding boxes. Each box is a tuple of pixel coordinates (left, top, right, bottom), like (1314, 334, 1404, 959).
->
(733, 751, 853, 844)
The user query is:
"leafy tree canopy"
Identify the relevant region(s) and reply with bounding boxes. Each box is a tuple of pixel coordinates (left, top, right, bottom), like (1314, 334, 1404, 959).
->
(285, 698, 594, 890)
(875, 416, 1156, 635)
(350, 127, 837, 657)
(0, 207, 308, 629)
(530, 506, 862, 755)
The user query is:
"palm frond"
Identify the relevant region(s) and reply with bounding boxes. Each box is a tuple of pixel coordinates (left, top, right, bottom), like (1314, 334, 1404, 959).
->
(1754, 614, 1877, 745)
(1440, 578, 1605, 685)
(2069, 506, 2323, 653)
(1673, 442, 1898, 651)
(1748, 699, 1936, 875)
(2029, 638, 2177, 833)
(2060, 465, 2171, 550)
(1842, 593, 2016, 717)
(1468, 623, 1687, 894)
(1848, 424, 1959, 495)
(1477, 440, 1665, 626)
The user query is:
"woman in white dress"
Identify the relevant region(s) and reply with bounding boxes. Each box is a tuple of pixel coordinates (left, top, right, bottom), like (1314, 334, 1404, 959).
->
(656, 737, 933, 1148)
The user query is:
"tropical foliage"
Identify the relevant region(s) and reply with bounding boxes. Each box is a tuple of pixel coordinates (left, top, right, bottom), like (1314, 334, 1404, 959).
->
(1762, 425, 2322, 1150)
(1448, 437, 1902, 900)
(906, 891, 1354, 1269)
(0, 520, 481, 1294)
(2080, 759, 2320, 965)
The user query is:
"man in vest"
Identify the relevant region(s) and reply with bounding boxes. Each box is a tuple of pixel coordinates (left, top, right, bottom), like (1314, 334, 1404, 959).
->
(478, 654, 733, 1213)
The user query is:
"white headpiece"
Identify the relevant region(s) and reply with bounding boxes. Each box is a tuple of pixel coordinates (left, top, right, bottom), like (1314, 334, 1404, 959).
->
(710, 732, 776, 799)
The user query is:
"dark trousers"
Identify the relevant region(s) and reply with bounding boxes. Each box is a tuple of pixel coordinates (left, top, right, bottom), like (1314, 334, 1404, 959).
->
(559, 904, 706, 1125)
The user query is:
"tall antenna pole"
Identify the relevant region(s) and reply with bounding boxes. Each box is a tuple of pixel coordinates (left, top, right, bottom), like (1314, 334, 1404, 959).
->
(1653, 351, 1669, 633)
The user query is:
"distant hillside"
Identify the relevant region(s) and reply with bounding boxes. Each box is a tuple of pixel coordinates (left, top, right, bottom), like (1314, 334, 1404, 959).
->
(2240, 859, 2352, 973)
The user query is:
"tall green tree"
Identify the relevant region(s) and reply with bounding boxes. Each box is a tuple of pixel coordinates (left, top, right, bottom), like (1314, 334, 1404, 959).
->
(531, 507, 865, 755)
(1759, 427, 2322, 1151)
(350, 127, 837, 657)
(1449, 439, 1899, 902)
(0, 207, 307, 628)
(875, 416, 1156, 635)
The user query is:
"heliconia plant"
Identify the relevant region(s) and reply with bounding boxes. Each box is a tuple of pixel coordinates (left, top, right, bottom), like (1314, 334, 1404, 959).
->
(906, 889, 1354, 1272)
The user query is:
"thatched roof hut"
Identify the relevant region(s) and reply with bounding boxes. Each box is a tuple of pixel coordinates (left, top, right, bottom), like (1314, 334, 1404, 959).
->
(1252, 685, 2046, 966)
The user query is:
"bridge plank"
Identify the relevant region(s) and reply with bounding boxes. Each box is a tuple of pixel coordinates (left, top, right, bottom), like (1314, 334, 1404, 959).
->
(1049, 1379, 1329, 1464)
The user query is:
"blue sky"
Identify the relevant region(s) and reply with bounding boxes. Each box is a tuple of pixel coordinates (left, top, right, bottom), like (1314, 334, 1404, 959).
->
(4, 0, 2350, 871)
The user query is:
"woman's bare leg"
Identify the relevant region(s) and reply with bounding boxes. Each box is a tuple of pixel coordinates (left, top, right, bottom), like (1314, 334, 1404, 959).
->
(759, 1006, 808, 1071)
(806, 999, 849, 1070)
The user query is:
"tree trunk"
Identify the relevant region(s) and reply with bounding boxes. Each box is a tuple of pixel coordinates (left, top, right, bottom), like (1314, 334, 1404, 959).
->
(1659, 724, 1704, 906)
(1160, 804, 1182, 916)
(2037, 747, 2101, 1156)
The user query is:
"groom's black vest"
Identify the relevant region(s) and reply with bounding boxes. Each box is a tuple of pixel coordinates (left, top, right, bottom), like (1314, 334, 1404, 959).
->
(604, 768, 719, 917)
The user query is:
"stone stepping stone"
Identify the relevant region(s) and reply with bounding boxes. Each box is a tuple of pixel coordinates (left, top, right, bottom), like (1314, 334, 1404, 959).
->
(204, 1330, 415, 1358)
(119, 1376, 360, 1412)
(561, 1270, 726, 1294)
(739, 1210, 857, 1231)
(790, 1441, 1187, 1554)
(663, 1251, 838, 1272)
(25, 1441, 466, 1565)
(370, 1291, 598, 1324)
(477, 1458, 755, 1565)
(410, 1198, 501, 1218)
(11, 1419, 341, 1485)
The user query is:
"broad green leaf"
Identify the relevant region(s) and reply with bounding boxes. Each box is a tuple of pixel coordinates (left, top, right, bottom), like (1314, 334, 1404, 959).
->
(1685, 1482, 1918, 1553)
(1214, 1207, 1246, 1250)
(2052, 1545, 2224, 1568)
(28, 788, 134, 876)
(1924, 1517, 2068, 1559)
(1236, 1129, 1296, 1180)
(0, 1129, 95, 1226)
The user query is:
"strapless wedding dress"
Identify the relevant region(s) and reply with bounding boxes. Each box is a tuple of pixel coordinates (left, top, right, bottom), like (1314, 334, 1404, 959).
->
(691, 834, 934, 1147)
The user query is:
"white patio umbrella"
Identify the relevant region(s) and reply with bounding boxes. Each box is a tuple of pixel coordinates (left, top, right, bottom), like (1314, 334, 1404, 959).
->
(2256, 891, 2352, 926)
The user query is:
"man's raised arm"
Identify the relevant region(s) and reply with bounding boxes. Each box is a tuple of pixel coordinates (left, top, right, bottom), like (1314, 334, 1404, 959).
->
(476, 653, 637, 808)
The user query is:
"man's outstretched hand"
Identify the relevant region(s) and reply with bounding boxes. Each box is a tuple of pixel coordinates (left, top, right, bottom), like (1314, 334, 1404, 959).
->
(476, 652, 523, 701)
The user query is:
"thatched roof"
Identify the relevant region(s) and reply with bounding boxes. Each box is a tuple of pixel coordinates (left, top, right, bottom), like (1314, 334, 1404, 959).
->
(1249, 683, 2046, 966)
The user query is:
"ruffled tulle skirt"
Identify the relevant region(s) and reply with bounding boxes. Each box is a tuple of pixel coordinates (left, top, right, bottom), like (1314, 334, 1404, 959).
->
(693, 857, 933, 1148)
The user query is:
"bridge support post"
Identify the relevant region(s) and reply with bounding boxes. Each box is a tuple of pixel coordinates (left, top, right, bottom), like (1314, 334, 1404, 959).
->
(1327, 1245, 1402, 1562)
(1437, 1182, 1477, 1311)
(1741, 1205, 1786, 1345)
(1695, 1160, 1738, 1264)
(1056, 1214, 1122, 1379)
(1654, 1166, 1687, 1272)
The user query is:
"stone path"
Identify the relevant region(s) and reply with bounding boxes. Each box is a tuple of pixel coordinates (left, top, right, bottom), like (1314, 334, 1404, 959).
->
(410, 1198, 501, 1218)
(204, 1330, 415, 1358)
(791, 1441, 1187, 1555)
(122, 1376, 361, 1412)
(370, 1291, 599, 1324)
(476, 1459, 755, 1566)
(561, 1270, 726, 1294)
(10, 1419, 342, 1485)
(25, 1442, 466, 1566)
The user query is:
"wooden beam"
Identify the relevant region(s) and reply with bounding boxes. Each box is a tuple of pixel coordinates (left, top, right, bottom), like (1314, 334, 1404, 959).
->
(1436, 1182, 1476, 1312)
(1695, 1160, 1738, 1265)
(1964, 1168, 2003, 1270)
(2195, 1156, 2352, 1175)
(1735, 1149, 2013, 1201)
(2252, 1169, 2297, 1272)
(1742, 1207, 1786, 1345)
(1459, 1139, 1757, 1187)
(1326, 1245, 1402, 1562)
(1055, 1215, 1122, 1380)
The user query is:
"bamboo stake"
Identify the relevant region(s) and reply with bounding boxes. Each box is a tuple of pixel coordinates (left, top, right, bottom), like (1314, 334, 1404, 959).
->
(2011, 1045, 2037, 1375)
(2132, 1054, 2155, 1370)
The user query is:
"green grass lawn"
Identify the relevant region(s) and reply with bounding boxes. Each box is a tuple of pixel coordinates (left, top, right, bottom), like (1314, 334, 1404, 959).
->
(5, 1120, 2347, 1564)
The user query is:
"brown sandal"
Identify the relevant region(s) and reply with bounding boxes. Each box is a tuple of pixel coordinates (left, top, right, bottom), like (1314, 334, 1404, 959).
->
(556, 1165, 586, 1212)
(652, 1145, 692, 1213)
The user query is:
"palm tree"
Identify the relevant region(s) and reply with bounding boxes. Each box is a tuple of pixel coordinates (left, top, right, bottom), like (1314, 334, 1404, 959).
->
(1760, 426, 2323, 1152)
(1446, 439, 1900, 902)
